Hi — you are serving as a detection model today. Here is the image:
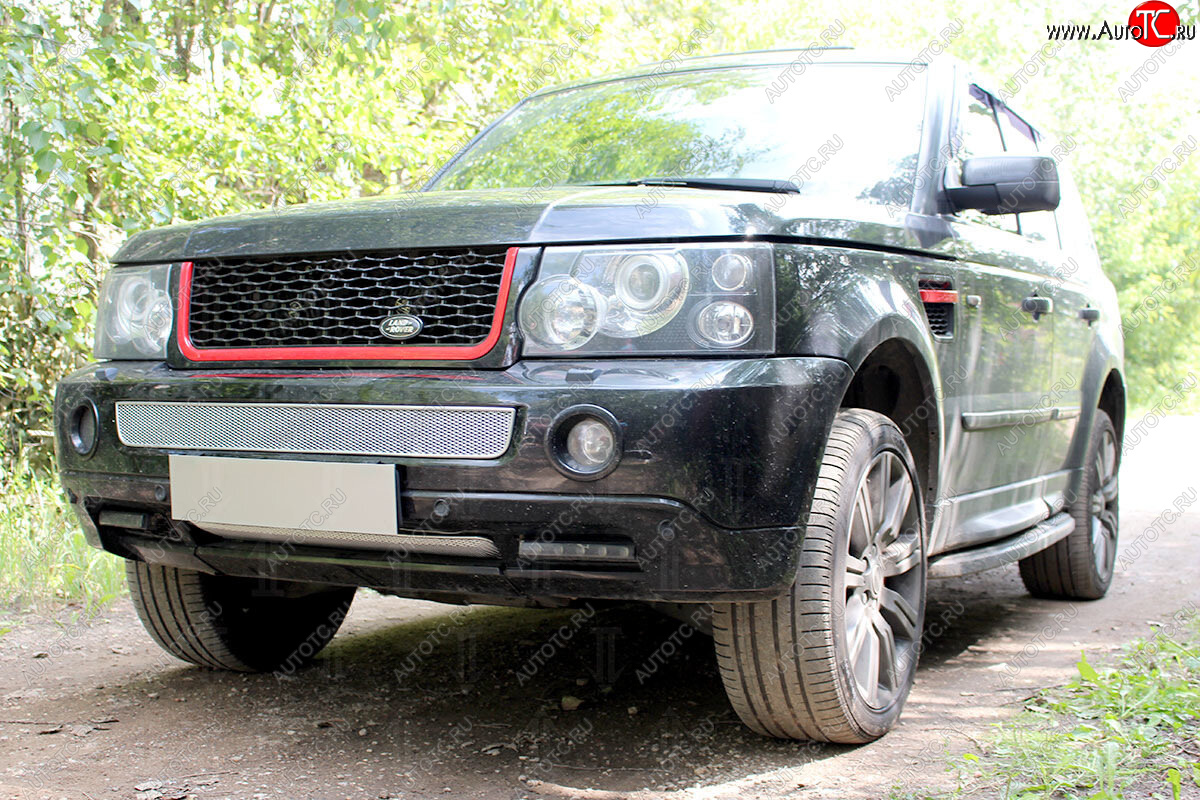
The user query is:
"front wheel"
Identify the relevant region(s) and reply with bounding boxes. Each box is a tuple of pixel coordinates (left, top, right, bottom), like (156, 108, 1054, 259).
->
(713, 409, 926, 743)
(126, 562, 355, 672)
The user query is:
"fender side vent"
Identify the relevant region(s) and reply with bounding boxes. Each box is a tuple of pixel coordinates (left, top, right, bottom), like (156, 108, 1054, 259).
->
(918, 278, 956, 339)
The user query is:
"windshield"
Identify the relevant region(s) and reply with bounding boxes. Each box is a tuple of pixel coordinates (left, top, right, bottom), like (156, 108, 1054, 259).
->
(430, 63, 926, 207)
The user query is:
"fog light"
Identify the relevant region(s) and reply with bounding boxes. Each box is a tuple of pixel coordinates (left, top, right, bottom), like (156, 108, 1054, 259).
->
(547, 405, 621, 480)
(566, 419, 614, 468)
(68, 401, 99, 456)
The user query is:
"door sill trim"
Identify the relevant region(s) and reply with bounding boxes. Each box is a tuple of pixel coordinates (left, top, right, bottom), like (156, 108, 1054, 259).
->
(928, 512, 1075, 578)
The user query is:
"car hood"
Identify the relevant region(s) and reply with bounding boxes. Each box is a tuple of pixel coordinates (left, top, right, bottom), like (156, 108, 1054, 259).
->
(112, 185, 954, 263)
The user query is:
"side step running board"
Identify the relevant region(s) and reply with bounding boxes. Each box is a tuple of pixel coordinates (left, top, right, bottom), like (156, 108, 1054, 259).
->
(928, 512, 1076, 579)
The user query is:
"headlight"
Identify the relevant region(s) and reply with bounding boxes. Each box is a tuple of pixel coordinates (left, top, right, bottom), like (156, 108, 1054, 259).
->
(519, 243, 774, 356)
(600, 252, 689, 337)
(518, 275, 606, 350)
(94, 264, 174, 360)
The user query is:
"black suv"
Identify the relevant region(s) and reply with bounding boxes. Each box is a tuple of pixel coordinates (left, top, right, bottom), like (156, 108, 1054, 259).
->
(54, 51, 1124, 743)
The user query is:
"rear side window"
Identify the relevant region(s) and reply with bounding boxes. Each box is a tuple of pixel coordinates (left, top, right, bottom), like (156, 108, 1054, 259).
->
(1054, 165, 1100, 265)
(996, 106, 1061, 247)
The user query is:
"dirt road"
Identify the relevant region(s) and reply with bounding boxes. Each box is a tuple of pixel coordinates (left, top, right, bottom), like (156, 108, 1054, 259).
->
(2, 416, 1198, 800)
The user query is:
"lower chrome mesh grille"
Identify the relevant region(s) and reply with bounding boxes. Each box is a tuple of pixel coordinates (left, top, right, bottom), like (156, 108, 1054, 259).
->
(115, 401, 516, 459)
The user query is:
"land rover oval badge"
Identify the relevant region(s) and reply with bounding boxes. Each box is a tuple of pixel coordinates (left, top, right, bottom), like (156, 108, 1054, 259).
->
(380, 314, 423, 341)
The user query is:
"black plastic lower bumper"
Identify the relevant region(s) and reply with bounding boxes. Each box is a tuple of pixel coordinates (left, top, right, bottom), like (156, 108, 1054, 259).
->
(55, 356, 851, 602)
(64, 473, 802, 602)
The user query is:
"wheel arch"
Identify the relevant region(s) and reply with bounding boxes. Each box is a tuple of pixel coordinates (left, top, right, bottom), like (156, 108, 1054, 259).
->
(1098, 367, 1126, 447)
(839, 321, 944, 531)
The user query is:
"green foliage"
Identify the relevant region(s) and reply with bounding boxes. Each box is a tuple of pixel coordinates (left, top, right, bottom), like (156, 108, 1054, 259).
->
(925, 617, 1200, 799)
(0, 0, 719, 471)
(0, 456, 125, 609)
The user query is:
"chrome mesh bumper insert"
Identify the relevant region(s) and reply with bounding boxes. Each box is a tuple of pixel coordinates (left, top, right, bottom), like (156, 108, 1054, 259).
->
(115, 401, 516, 459)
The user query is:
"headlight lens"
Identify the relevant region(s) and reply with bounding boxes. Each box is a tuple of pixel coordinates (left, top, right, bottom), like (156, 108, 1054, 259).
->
(601, 252, 689, 337)
(711, 253, 751, 291)
(518, 275, 606, 351)
(94, 264, 174, 359)
(519, 243, 774, 356)
(694, 301, 755, 348)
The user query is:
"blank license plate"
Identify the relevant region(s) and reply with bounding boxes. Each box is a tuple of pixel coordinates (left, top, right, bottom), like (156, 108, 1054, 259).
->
(169, 454, 398, 535)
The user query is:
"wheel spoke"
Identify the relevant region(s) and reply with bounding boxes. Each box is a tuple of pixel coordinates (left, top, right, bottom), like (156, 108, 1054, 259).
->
(878, 473, 914, 548)
(845, 554, 868, 588)
(1092, 517, 1107, 567)
(1097, 431, 1119, 502)
(871, 607, 899, 691)
(854, 481, 875, 548)
(882, 535, 920, 577)
(1093, 511, 1118, 575)
(867, 461, 886, 534)
(848, 609, 871, 666)
(861, 622, 881, 707)
(880, 587, 919, 640)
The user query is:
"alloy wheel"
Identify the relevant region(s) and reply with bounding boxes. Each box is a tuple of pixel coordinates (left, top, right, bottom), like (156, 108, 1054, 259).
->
(1090, 427, 1119, 580)
(843, 451, 923, 710)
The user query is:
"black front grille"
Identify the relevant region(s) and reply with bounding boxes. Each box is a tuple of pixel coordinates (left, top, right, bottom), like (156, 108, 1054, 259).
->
(186, 247, 510, 350)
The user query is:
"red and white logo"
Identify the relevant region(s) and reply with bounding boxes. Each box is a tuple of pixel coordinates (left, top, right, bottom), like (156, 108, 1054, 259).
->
(1129, 1, 1181, 47)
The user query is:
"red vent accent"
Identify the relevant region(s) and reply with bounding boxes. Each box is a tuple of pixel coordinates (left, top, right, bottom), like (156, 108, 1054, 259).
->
(918, 288, 958, 305)
(176, 247, 518, 362)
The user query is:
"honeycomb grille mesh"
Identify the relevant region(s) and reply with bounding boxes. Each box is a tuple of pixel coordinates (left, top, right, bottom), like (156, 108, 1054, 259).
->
(115, 401, 516, 459)
(186, 247, 509, 349)
(924, 303, 954, 337)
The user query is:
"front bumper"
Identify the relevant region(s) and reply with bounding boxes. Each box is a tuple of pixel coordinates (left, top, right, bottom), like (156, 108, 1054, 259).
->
(54, 357, 851, 602)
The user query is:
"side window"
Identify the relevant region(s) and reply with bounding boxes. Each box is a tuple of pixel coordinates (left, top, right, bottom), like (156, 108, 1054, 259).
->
(955, 85, 1017, 233)
(996, 106, 1061, 247)
(1054, 165, 1100, 267)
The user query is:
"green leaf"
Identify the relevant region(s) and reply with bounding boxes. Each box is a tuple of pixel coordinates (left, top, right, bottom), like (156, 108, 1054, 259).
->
(1078, 652, 1101, 683)
(1168, 767, 1182, 800)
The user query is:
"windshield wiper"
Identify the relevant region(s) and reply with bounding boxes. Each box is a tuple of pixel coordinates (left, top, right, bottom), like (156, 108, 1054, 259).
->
(587, 177, 801, 194)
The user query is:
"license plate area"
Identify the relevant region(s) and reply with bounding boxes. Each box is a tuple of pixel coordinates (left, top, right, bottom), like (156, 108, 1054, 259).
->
(169, 454, 398, 535)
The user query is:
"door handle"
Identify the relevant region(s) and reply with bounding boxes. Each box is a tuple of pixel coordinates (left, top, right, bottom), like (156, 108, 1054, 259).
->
(1080, 307, 1100, 324)
(1021, 296, 1053, 320)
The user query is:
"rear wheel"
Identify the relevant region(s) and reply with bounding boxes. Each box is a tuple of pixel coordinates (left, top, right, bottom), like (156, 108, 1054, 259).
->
(1019, 410, 1119, 600)
(713, 409, 926, 742)
(126, 562, 354, 672)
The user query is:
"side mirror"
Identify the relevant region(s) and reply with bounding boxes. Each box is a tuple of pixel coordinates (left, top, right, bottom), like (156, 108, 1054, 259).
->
(946, 155, 1061, 215)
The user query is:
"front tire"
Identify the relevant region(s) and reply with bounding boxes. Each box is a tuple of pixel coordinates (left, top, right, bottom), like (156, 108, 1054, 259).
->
(713, 409, 926, 743)
(1019, 409, 1120, 600)
(126, 562, 355, 672)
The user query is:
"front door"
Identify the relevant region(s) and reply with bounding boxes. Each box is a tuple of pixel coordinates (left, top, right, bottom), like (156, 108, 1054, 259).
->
(938, 82, 1065, 550)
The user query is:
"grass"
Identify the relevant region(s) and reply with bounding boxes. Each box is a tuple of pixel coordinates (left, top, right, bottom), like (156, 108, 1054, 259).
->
(0, 458, 125, 614)
(895, 613, 1200, 800)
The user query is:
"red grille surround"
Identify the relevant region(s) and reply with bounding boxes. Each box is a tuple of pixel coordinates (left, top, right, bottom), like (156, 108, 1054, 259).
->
(176, 246, 517, 362)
